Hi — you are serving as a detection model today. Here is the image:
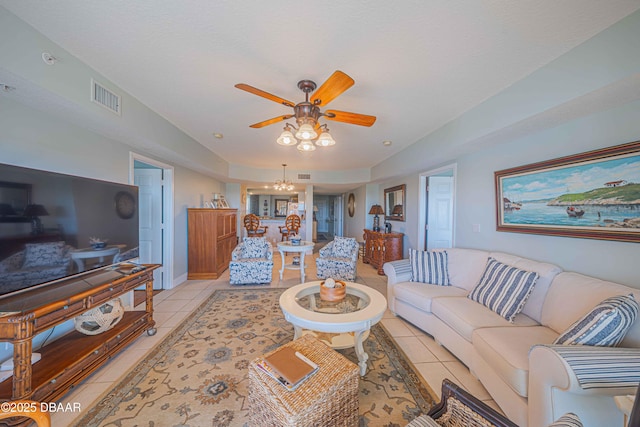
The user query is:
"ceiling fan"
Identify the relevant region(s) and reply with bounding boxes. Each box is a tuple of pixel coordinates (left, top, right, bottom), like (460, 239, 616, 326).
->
(235, 70, 376, 151)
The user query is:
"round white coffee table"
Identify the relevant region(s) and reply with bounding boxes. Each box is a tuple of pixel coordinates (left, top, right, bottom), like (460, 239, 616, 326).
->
(277, 240, 314, 282)
(279, 281, 387, 375)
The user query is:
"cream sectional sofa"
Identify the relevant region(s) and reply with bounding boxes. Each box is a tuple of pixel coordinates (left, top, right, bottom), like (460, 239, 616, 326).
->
(384, 248, 640, 427)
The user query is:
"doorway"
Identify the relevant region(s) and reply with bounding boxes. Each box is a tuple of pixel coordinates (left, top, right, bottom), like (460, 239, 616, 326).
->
(130, 153, 174, 290)
(313, 195, 344, 241)
(418, 164, 456, 250)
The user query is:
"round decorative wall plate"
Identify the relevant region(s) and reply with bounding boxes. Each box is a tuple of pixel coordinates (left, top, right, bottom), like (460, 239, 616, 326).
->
(115, 191, 136, 219)
(348, 193, 355, 217)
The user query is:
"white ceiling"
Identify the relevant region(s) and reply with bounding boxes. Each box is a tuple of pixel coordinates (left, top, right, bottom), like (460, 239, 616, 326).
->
(2, 1, 640, 178)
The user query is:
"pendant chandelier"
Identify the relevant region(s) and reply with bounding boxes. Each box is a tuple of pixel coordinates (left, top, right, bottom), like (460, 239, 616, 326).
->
(273, 164, 295, 191)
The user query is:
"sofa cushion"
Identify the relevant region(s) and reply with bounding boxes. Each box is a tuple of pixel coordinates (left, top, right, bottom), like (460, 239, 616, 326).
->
(332, 236, 355, 258)
(431, 297, 538, 342)
(409, 249, 449, 286)
(23, 241, 65, 268)
(444, 248, 489, 291)
(241, 237, 267, 258)
(490, 252, 562, 323)
(554, 294, 639, 346)
(394, 283, 468, 313)
(468, 258, 539, 322)
(473, 325, 558, 397)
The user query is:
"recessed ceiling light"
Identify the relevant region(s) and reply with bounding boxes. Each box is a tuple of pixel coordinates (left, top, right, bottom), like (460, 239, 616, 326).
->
(213, 133, 224, 139)
(42, 52, 58, 65)
(382, 140, 392, 146)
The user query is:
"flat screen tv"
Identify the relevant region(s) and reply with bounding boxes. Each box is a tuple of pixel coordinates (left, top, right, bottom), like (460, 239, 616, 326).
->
(0, 163, 139, 297)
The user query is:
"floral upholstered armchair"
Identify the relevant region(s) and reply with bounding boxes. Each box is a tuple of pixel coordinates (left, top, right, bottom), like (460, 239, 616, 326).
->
(316, 236, 358, 281)
(229, 237, 273, 285)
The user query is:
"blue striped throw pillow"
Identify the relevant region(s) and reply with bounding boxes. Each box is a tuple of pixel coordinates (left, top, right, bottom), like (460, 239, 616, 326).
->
(409, 250, 449, 286)
(468, 257, 539, 322)
(549, 413, 583, 427)
(405, 414, 440, 427)
(554, 294, 639, 346)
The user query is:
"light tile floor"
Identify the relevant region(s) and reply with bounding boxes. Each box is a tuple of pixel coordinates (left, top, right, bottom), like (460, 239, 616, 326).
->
(54, 250, 501, 426)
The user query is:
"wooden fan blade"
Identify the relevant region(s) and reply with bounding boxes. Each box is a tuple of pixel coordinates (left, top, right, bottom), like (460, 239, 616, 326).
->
(324, 110, 376, 127)
(235, 84, 295, 108)
(249, 115, 293, 128)
(310, 71, 354, 106)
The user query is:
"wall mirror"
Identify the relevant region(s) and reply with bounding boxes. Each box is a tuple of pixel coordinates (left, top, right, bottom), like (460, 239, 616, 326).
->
(384, 184, 405, 222)
(0, 181, 32, 221)
(274, 199, 288, 217)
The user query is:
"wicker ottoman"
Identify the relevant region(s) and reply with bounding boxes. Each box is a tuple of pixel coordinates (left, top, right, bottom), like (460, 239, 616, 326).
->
(248, 334, 359, 426)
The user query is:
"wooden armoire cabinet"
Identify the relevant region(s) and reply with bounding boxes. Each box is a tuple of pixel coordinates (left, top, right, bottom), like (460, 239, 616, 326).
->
(188, 208, 238, 279)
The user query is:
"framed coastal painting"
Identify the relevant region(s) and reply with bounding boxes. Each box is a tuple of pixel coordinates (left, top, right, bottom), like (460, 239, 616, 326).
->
(495, 140, 640, 242)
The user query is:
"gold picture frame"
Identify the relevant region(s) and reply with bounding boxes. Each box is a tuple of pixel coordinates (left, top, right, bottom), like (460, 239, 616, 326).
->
(495, 140, 640, 242)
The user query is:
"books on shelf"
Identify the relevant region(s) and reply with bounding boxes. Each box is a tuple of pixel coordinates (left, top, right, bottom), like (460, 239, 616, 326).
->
(256, 346, 319, 391)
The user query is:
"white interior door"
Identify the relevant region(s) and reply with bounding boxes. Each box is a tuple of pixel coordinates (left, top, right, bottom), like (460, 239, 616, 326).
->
(135, 168, 164, 289)
(426, 176, 454, 250)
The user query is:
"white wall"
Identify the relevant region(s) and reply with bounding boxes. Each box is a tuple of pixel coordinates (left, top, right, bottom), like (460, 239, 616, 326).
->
(343, 185, 368, 241)
(373, 93, 640, 289)
(0, 97, 225, 281)
(369, 10, 640, 288)
(454, 100, 640, 287)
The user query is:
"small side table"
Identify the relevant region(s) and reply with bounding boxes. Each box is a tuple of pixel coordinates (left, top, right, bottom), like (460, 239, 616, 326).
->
(248, 334, 359, 426)
(277, 241, 314, 282)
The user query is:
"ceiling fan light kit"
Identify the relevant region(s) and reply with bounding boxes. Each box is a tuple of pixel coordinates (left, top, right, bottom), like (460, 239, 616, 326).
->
(236, 70, 376, 152)
(316, 128, 336, 147)
(295, 123, 318, 140)
(297, 140, 316, 152)
(276, 125, 297, 146)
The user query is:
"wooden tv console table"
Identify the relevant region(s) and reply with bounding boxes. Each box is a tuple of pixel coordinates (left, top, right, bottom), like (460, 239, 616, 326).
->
(0, 264, 160, 405)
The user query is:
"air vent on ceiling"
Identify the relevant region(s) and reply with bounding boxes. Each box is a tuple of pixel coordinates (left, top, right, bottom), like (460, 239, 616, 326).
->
(298, 173, 311, 180)
(91, 79, 121, 115)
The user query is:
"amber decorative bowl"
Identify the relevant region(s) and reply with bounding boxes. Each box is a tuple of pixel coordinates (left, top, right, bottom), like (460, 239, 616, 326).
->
(320, 280, 346, 302)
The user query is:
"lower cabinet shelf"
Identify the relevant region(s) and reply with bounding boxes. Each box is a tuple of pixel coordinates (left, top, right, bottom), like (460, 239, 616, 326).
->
(1, 311, 150, 402)
(0, 264, 160, 414)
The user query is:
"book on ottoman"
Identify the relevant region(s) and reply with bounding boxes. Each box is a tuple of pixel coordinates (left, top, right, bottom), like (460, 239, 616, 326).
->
(262, 346, 318, 390)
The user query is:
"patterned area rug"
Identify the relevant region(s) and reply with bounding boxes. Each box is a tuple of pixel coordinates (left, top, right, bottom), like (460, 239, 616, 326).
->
(75, 288, 437, 426)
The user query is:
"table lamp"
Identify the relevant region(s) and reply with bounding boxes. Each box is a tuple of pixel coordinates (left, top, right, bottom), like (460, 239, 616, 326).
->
(368, 204, 384, 232)
(23, 204, 49, 235)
